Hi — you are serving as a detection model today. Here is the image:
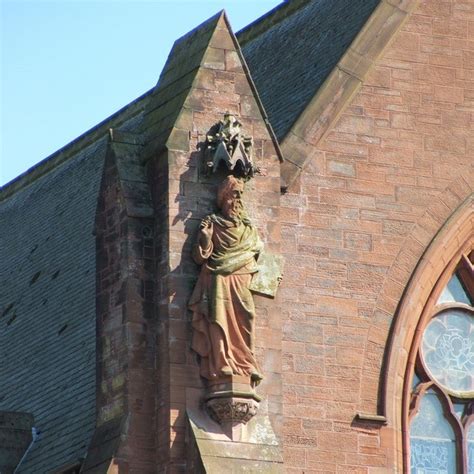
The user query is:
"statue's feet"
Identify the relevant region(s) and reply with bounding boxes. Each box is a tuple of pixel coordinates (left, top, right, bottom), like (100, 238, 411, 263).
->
(220, 366, 233, 376)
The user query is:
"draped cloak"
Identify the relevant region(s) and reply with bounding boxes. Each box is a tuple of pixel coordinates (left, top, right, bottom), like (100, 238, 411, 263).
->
(189, 213, 263, 380)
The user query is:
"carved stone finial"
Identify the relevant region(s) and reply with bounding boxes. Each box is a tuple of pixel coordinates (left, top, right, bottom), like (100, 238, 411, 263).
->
(204, 113, 258, 179)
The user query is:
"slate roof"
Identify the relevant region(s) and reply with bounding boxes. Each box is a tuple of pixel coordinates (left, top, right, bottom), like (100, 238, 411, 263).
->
(0, 141, 103, 472)
(0, 1, 381, 471)
(238, 0, 380, 141)
(0, 107, 147, 472)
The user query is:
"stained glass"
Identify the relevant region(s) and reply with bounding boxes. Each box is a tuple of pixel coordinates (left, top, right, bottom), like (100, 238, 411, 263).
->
(452, 402, 465, 420)
(438, 273, 472, 305)
(410, 260, 474, 472)
(421, 309, 474, 396)
(410, 390, 457, 473)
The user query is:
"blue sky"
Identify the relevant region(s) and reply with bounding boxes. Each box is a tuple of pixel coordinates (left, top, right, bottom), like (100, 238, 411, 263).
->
(1, 0, 282, 186)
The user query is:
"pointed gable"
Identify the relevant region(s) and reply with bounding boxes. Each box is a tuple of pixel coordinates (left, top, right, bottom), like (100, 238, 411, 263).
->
(142, 11, 282, 165)
(141, 13, 223, 156)
(141, 11, 284, 471)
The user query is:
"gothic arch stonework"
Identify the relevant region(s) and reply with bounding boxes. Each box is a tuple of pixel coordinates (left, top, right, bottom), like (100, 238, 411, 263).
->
(359, 172, 474, 470)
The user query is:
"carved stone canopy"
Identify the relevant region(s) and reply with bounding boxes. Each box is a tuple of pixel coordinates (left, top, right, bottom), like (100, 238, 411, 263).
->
(204, 113, 258, 179)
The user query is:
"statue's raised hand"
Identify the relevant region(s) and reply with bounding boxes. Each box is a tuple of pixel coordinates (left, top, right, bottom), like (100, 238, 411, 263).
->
(199, 218, 213, 249)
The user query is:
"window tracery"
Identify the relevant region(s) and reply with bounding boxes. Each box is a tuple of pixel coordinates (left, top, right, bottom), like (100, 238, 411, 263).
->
(408, 251, 474, 473)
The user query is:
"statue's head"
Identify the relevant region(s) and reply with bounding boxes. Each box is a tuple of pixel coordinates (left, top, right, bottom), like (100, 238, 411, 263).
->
(217, 175, 244, 220)
(223, 112, 236, 125)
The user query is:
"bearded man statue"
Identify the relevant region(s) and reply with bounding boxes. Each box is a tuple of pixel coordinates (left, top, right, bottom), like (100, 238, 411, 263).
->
(189, 175, 263, 383)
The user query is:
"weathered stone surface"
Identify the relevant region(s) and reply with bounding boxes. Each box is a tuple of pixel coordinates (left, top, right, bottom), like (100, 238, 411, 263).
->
(206, 397, 260, 425)
(80, 417, 124, 473)
(90, 133, 156, 473)
(250, 252, 284, 298)
(190, 176, 264, 384)
(274, 0, 474, 470)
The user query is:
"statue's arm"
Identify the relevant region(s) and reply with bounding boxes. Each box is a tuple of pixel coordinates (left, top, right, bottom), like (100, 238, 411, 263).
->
(193, 218, 214, 265)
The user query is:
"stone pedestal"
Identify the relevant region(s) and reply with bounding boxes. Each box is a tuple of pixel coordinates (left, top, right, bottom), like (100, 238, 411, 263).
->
(204, 375, 261, 440)
(206, 397, 259, 425)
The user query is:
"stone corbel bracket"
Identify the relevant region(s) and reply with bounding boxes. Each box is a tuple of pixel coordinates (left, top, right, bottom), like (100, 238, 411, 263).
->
(204, 375, 261, 437)
(206, 395, 261, 425)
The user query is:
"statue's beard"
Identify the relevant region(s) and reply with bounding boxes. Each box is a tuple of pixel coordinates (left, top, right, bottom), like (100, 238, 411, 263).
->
(222, 200, 243, 220)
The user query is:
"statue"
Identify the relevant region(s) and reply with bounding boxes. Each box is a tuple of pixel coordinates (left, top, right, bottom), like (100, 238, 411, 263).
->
(189, 175, 263, 383)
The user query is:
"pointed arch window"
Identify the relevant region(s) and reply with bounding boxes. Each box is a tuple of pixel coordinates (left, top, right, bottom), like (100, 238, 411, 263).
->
(408, 251, 474, 473)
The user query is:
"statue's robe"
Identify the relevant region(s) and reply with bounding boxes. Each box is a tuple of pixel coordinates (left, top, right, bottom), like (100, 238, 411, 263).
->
(189, 213, 263, 380)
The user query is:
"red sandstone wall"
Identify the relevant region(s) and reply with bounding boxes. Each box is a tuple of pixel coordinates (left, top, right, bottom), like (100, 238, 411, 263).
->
(279, 1, 474, 471)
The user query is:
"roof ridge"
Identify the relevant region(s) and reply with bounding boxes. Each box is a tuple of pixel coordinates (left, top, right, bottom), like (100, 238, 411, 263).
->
(237, 0, 313, 45)
(142, 10, 283, 165)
